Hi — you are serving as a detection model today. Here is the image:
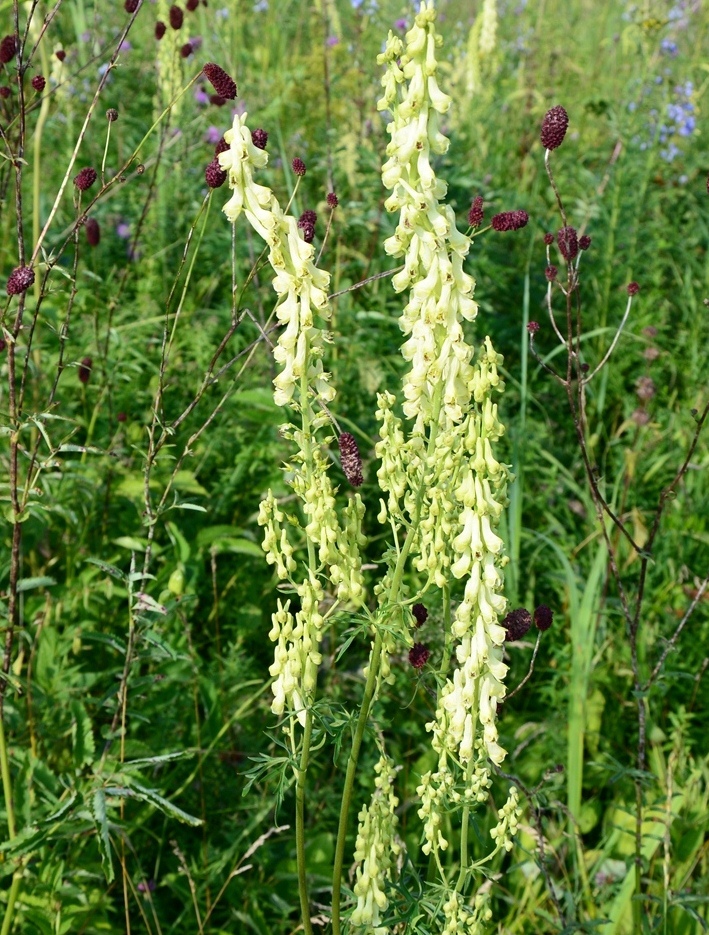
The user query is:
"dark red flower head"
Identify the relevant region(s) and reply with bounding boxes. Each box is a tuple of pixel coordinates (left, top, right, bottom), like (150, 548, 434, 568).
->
(298, 210, 317, 228)
(0, 35, 17, 65)
(78, 356, 93, 384)
(124, 0, 141, 12)
(468, 195, 484, 228)
(187, 0, 200, 9)
(180, 42, 193, 58)
(214, 136, 229, 156)
(492, 210, 528, 232)
(412, 603, 428, 627)
(409, 643, 430, 669)
(6, 266, 35, 296)
(251, 128, 268, 150)
(527, 320, 540, 335)
(338, 432, 363, 487)
(502, 608, 532, 641)
(579, 234, 591, 250)
(543, 232, 554, 246)
(74, 167, 97, 192)
(169, 4, 184, 29)
(557, 226, 578, 261)
(627, 281, 640, 296)
(292, 157, 306, 177)
(300, 224, 315, 243)
(0, 86, 10, 99)
(155, 20, 166, 39)
(534, 604, 553, 631)
(31, 75, 46, 92)
(56, 49, 66, 61)
(209, 94, 226, 106)
(205, 159, 227, 188)
(541, 105, 569, 150)
(203, 62, 237, 99)
(327, 192, 339, 208)
(85, 217, 101, 246)
(544, 265, 558, 282)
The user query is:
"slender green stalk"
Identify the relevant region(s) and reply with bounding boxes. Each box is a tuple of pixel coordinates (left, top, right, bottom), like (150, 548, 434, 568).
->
(0, 715, 20, 935)
(296, 712, 314, 935)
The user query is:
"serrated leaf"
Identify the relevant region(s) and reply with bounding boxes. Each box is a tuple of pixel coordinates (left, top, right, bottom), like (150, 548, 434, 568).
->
(90, 789, 114, 883)
(70, 700, 95, 769)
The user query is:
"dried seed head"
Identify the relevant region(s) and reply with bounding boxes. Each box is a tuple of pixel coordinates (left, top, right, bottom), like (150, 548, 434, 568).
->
(106, 107, 119, 121)
(292, 157, 306, 177)
(251, 128, 268, 149)
(169, 4, 184, 29)
(6, 265, 35, 296)
(74, 166, 97, 191)
(78, 356, 93, 384)
(214, 136, 229, 156)
(409, 643, 430, 669)
(0, 35, 17, 65)
(186, 0, 199, 9)
(205, 159, 227, 188)
(298, 210, 317, 228)
(412, 603, 428, 627)
(632, 408, 650, 426)
(534, 604, 553, 631)
(180, 42, 193, 57)
(203, 62, 237, 99)
(579, 234, 591, 250)
(557, 226, 578, 261)
(338, 432, 363, 487)
(0, 86, 10, 98)
(56, 49, 66, 61)
(327, 191, 338, 208)
(467, 194, 484, 228)
(491, 210, 529, 232)
(85, 217, 101, 246)
(527, 320, 540, 335)
(31, 75, 46, 92)
(544, 265, 558, 282)
(543, 232, 554, 246)
(502, 608, 533, 641)
(124, 0, 141, 12)
(627, 281, 640, 296)
(155, 20, 166, 39)
(540, 104, 569, 150)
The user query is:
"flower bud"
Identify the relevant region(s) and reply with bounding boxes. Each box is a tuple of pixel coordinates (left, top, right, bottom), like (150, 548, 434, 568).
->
(292, 157, 306, 177)
(327, 191, 339, 208)
(534, 604, 553, 631)
(627, 281, 640, 296)
(467, 195, 484, 228)
(74, 167, 97, 191)
(56, 49, 66, 61)
(78, 356, 93, 384)
(579, 234, 591, 250)
(6, 265, 35, 296)
(203, 62, 237, 99)
(543, 232, 554, 245)
(527, 321, 540, 334)
(85, 217, 101, 246)
(557, 226, 578, 261)
(491, 210, 528, 232)
(540, 104, 569, 150)
(544, 265, 557, 282)
(31, 75, 46, 92)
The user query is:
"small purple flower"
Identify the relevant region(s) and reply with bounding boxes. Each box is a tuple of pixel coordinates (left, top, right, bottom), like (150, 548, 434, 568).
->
(395, 18, 407, 29)
(80, 30, 91, 42)
(661, 39, 678, 56)
(327, 35, 339, 46)
(204, 125, 222, 144)
(194, 86, 210, 106)
(116, 222, 131, 239)
(137, 879, 156, 893)
(119, 40, 132, 52)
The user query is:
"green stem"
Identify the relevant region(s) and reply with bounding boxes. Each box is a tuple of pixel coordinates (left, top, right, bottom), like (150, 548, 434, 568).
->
(296, 713, 314, 935)
(331, 632, 384, 935)
(332, 386, 445, 932)
(0, 715, 20, 935)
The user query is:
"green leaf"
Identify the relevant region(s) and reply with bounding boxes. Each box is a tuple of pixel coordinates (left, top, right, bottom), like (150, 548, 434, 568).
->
(90, 789, 114, 883)
(107, 782, 202, 827)
(70, 700, 96, 769)
(123, 750, 196, 771)
(16, 576, 56, 593)
(85, 557, 127, 581)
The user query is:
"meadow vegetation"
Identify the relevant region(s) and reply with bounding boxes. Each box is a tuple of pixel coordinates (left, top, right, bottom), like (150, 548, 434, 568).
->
(0, 0, 707, 932)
